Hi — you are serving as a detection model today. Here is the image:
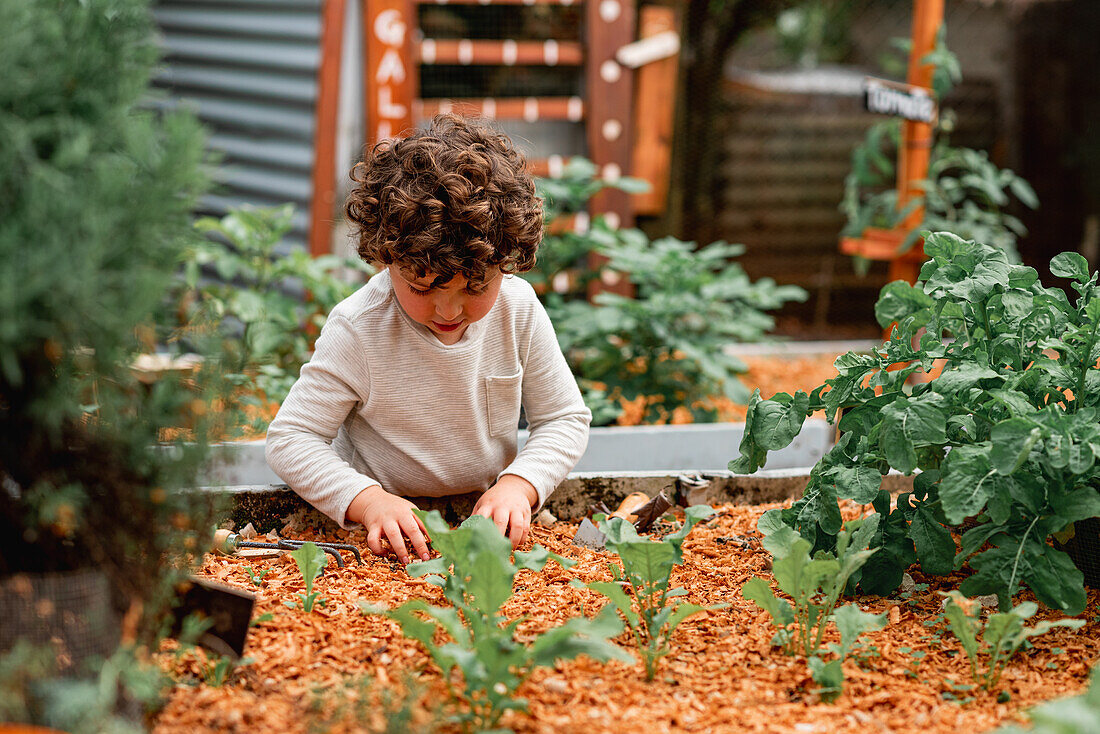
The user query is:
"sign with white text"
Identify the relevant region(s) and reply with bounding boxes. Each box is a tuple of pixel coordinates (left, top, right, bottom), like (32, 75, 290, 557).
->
(863, 77, 937, 124)
(365, 0, 415, 144)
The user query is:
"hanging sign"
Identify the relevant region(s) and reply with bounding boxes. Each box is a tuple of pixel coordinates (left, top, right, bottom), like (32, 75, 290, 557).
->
(365, 0, 415, 144)
(863, 77, 937, 124)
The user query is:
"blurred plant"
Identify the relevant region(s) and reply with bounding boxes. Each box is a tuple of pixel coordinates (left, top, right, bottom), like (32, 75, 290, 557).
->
(774, 0, 854, 69)
(305, 674, 440, 734)
(0, 0, 231, 648)
(174, 204, 372, 431)
(842, 33, 1038, 263)
(995, 664, 1100, 734)
(532, 159, 806, 425)
(0, 641, 167, 734)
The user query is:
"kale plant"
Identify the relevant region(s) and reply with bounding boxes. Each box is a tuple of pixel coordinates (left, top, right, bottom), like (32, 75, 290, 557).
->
(941, 591, 1083, 691)
(364, 511, 629, 732)
(586, 505, 722, 680)
(743, 517, 885, 701)
(731, 232, 1100, 614)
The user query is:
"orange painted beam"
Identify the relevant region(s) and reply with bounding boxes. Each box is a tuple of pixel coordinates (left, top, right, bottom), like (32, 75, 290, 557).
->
(308, 0, 346, 257)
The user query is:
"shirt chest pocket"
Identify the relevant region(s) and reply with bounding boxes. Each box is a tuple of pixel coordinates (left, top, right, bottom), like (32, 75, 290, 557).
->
(484, 372, 523, 437)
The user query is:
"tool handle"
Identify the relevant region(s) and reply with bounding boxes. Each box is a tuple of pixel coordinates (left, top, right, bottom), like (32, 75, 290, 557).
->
(610, 492, 652, 520)
(213, 529, 239, 554)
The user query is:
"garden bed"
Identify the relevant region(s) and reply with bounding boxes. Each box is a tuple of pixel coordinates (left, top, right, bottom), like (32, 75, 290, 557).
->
(152, 497, 1098, 734)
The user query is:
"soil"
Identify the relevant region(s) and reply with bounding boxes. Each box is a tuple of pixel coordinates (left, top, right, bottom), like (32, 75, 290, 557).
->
(153, 501, 1100, 734)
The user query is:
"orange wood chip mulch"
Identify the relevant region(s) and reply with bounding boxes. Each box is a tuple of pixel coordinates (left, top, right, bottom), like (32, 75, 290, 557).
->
(152, 502, 1100, 734)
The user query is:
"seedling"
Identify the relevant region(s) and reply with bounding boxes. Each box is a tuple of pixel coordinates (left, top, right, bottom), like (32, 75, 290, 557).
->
(245, 566, 270, 588)
(286, 542, 328, 612)
(742, 517, 886, 702)
(941, 590, 1084, 690)
(174, 614, 253, 687)
(587, 505, 724, 681)
(364, 510, 629, 733)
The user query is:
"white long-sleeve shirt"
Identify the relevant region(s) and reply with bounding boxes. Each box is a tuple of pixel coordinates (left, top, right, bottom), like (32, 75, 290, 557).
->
(265, 269, 591, 528)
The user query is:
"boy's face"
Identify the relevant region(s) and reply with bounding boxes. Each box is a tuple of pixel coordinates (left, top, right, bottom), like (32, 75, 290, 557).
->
(388, 265, 503, 345)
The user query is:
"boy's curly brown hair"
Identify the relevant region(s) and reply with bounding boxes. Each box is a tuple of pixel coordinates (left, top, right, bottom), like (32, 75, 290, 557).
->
(345, 114, 543, 289)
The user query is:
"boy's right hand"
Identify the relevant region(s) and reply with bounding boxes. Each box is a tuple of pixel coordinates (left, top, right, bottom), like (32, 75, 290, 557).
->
(346, 485, 431, 565)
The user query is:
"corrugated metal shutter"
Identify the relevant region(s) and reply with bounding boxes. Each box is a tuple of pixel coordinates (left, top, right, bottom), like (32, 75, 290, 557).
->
(152, 0, 324, 253)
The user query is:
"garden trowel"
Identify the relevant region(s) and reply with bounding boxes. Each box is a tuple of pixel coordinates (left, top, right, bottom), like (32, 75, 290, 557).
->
(572, 491, 674, 550)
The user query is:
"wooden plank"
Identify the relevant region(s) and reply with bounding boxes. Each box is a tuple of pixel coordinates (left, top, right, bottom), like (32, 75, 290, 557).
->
(415, 96, 584, 121)
(364, 0, 417, 145)
(631, 5, 678, 216)
(308, 0, 346, 257)
(417, 38, 583, 66)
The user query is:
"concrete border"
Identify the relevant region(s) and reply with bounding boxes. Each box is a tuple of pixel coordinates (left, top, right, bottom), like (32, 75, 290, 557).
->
(202, 420, 837, 486)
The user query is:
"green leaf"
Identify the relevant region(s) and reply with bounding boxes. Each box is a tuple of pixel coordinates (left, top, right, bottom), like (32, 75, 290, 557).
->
(879, 395, 948, 473)
(288, 542, 328, 599)
(939, 444, 1001, 524)
(875, 280, 934, 328)
(808, 656, 845, 703)
(753, 391, 811, 451)
(990, 418, 1042, 475)
(909, 504, 955, 575)
(587, 581, 641, 629)
(741, 578, 794, 628)
(941, 591, 981, 670)
(831, 603, 887, 659)
(527, 604, 632, 668)
(1050, 252, 1091, 282)
(831, 464, 883, 504)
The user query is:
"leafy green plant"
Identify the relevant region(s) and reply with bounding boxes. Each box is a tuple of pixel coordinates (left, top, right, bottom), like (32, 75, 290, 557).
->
(742, 517, 886, 701)
(286, 541, 328, 612)
(730, 232, 1100, 614)
(996, 664, 1100, 733)
(363, 510, 629, 732)
(842, 35, 1037, 262)
(586, 505, 721, 680)
(530, 159, 806, 426)
(941, 591, 1083, 691)
(176, 204, 372, 425)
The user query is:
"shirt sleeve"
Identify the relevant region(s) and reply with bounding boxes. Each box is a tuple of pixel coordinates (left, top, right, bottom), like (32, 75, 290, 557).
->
(265, 314, 379, 529)
(498, 301, 591, 508)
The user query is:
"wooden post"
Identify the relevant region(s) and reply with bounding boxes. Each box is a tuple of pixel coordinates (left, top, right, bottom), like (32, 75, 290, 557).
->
(364, 0, 416, 146)
(585, 0, 636, 297)
(631, 5, 680, 216)
(309, 0, 347, 257)
(889, 0, 944, 283)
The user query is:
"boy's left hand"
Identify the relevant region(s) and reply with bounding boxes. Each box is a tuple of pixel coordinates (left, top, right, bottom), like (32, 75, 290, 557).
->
(472, 475, 539, 549)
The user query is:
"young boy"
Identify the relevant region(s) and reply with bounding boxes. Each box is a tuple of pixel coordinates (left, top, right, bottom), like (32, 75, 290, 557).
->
(265, 114, 591, 565)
